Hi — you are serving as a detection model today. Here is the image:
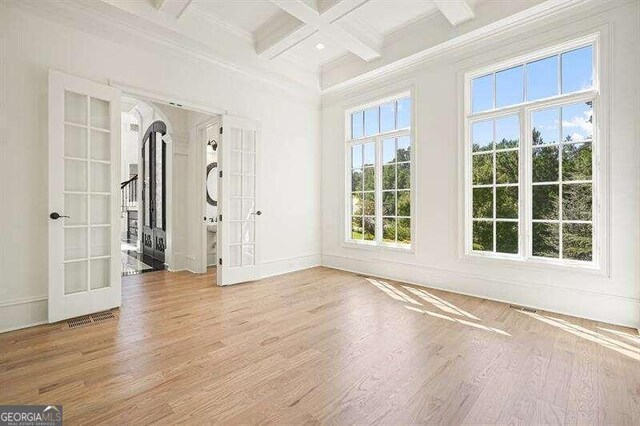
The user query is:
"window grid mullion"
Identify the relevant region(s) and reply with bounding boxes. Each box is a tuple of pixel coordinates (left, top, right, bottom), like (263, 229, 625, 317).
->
(558, 105, 564, 259)
(492, 120, 497, 253)
(520, 107, 528, 258)
(375, 136, 383, 244)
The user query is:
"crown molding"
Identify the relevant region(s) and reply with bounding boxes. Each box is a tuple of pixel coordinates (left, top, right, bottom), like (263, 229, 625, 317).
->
(320, 0, 597, 94)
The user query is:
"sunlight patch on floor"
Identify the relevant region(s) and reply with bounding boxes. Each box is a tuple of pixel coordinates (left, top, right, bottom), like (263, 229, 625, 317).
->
(404, 305, 511, 336)
(521, 311, 640, 361)
(366, 278, 421, 305)
(402, 285, 481, 320)
(597, 327, 640, 345)
(364, 277, 510, 337)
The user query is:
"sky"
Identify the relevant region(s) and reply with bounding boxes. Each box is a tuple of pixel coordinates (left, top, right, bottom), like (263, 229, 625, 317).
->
(351, 97, 411, 140)
(471, 45, 593, 148)
(350, 46, 593, 155)
(472, 45, 593, 113)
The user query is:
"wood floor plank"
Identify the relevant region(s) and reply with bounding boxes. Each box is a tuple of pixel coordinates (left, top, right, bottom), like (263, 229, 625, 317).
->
(1, 266, 639, 424)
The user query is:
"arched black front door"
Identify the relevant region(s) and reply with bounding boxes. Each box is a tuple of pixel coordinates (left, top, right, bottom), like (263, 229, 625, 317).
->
(141, 120, 167, 264)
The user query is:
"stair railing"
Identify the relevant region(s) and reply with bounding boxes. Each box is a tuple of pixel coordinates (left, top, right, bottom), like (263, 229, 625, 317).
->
(121, 174, 138, 211)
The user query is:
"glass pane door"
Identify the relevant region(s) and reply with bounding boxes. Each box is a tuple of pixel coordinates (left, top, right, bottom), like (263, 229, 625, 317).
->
(228, 128, 256, 268)
(63, 91, 111, 295)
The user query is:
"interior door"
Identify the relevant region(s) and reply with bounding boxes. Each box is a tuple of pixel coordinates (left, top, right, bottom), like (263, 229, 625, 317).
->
(218, 115, 261, 286)
(48, 70, 121, 322)
(141, 122, 167, 264)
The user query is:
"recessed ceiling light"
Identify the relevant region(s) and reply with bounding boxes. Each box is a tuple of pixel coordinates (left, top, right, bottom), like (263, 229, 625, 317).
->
(316, 43, 325, 50)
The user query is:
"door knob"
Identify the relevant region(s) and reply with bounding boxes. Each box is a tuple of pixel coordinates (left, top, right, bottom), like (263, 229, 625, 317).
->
(253, 211, 262, 216)
(50, 212, 70, 220)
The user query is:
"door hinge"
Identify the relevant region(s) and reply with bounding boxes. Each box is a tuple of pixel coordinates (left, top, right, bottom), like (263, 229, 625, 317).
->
(219, 127, 223, 135)
(219, 170, 223, 178)
(219, 258, 222, 265)
(219, 214, 222, 222)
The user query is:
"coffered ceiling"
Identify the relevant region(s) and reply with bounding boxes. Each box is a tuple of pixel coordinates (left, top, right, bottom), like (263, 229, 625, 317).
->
(13, 0, 571, 92)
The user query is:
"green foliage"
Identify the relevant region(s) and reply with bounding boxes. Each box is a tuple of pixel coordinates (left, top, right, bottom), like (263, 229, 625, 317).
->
(562, 143, 592, 181)
(532, 185, 559, 220)
(532, 222, 559, 258)
(472, 221, 493, 251)
(472, 154, 492, 185)
(351, 169, 363, 191)
(363, 217, 375, 240)
(397, 191, 410, 216)
(496, 222, 518, 254)
(397, 164, 410, 189)
(382, 165, 395, 190)
(496, 151, 518, 183)
(363, 167, 375, 191)
(562, 184, 592, 221)
(397, 218, 410, 243)
(563, 223, 592, 261)
(473, 188, 492, 218)
(383, 218, 396, 242)
(496, 186, 518, 219)
(532, 146, 559, 182)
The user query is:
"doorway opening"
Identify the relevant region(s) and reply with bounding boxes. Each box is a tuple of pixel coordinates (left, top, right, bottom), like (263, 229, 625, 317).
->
(120, 97, 167, 275)
(119, 95, 221, 277)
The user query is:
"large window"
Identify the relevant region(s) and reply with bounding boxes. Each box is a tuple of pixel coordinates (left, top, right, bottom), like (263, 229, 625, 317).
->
(346, 93, 413, 248)
(465, 38, 599, 266)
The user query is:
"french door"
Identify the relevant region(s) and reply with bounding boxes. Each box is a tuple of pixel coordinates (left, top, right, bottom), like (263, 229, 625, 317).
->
(48, 70, 121, 322)
(218, 115, 262, 286)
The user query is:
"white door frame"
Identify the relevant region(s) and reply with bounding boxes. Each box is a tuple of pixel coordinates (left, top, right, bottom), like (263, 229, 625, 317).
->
(197, 117, 221, 273)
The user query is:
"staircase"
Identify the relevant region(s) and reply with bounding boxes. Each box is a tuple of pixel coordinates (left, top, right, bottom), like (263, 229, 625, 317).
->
(121, 175, 138, 243)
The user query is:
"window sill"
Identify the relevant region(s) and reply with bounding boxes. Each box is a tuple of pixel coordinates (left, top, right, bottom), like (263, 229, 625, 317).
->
(462, 250, 606, 276)
(342, 239, 414, 254)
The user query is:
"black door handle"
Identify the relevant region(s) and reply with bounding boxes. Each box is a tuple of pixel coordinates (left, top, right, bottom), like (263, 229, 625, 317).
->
(50, 212, 70, 220)
(255, 211, 262, 216)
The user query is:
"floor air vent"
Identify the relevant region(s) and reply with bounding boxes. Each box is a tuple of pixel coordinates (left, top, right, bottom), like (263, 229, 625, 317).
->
(67, 311, 116, 329)
(509, 304, 537, 314)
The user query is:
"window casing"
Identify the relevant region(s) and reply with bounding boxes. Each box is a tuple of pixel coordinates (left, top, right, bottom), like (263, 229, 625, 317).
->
(464, 36, 601, 268)
(345, 93, 413, 249)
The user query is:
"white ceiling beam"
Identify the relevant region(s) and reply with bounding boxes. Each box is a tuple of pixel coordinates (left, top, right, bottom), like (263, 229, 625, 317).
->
(154, 0, 193, 20)
(433, 0, 475, 26)
(321, 0, 369, 22)
(256, 21, 317, 60)
(270, 0, 319, 23)
(262, 0, 380, 61)
(329, 18, 382, 61)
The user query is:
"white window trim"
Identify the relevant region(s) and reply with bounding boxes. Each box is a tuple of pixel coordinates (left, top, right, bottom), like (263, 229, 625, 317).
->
(343, 90, 416, 252)
(462, 33, 608, 273)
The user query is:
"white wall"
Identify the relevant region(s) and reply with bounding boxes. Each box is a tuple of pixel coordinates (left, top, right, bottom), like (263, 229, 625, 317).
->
(321, 1, 640, 328)
(120, 112, 139, 182)
(0, 5, 322, 332)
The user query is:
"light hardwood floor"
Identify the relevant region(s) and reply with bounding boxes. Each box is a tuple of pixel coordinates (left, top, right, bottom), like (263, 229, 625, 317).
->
(1, 267, 640, 424)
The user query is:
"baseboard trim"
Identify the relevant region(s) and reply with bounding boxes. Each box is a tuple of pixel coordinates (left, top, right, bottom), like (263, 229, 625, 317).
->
(0, 295, 47, 308)
(321, 254, 640, 329)
(0, 296, 48, 334)
(261, 254, 322, 279)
